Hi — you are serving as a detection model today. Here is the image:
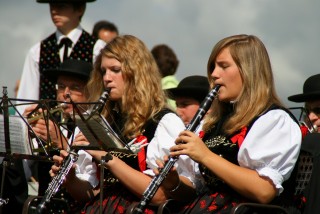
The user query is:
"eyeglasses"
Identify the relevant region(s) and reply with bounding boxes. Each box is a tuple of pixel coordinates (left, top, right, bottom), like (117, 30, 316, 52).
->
(55, 83, 84, 95)
(305, 106, 320, 116)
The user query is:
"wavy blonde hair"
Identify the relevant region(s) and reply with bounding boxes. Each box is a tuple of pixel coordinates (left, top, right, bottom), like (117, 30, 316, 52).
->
(86, 35, 168, 138)
(203, 34, 283, 134)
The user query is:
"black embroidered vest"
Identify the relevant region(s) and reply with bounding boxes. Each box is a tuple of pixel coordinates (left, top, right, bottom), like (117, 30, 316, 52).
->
(39, 30, 97, 100)
(104, 108, 174, 185)
(199, 104, 300, 208)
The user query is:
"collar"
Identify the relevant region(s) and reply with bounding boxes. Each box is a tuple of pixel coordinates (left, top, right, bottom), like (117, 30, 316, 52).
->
(56, 25, 83, 45)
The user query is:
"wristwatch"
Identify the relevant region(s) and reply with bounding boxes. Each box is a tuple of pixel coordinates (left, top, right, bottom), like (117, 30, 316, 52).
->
(104, 153, 113, 162)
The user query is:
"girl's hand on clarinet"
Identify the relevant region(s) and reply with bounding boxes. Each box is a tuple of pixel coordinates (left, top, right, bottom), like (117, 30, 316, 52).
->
(49, 150, 76, 182)
(172, 130, 211, 163)
(154, 156, 180, 192)
(49, 153, 65, 178)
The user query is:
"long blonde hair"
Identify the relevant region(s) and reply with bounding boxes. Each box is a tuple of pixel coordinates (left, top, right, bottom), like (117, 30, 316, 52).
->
(203, 34, 283, 134)
(87, 35, 167, 138)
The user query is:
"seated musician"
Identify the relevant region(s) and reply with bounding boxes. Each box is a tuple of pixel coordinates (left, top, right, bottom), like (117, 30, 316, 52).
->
(24, 59, 96, 211)
(288, 74, 320, 134)
(154, 35, 301, 213)
(288, 74, 320, 213)
(49, 35, 197, 213)
(167, 75, 210, 126)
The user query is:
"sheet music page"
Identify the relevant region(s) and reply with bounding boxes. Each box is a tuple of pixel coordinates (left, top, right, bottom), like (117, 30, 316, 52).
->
(75, 114, 131, 153)
(0, 115, 31, 155)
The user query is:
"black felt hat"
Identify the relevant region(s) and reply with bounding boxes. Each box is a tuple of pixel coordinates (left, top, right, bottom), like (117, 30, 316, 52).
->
(167, 75, 210, 104)
(36, 0, 96, 3)
(46, 59, 92, 80)
(288, 74, 320, 102)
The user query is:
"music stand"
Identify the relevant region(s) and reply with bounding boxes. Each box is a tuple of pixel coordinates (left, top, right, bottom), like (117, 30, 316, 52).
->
(72, 104, 134, 214)
(74, 114, 132, 153)
(0, 87, 34, 210)
(0, 87, 73, 210)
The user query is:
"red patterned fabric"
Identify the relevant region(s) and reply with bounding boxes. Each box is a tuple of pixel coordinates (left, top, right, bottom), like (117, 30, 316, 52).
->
(135, 135, 148, 171)
(300, 125, 309, 139)
(198, 130, 205, 139)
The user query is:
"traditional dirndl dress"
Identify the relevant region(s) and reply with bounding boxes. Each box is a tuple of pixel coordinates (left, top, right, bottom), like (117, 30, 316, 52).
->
(82, 109, 176, 214)
(179, 128, 248, 214)
(179, 105, 301, 214)
(82, 150, 157, 214)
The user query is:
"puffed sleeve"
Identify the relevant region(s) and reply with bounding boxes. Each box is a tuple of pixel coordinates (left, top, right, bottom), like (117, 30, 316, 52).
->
(72, 127, 99, 188)
(238, 109, 301, 195)
(144, 113, 198, 186)
(75, 150, 99, 188)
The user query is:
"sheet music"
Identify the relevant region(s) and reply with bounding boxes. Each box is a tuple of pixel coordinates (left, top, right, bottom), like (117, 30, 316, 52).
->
(0, 115, 31, 155)
(75, 114, 132, 153)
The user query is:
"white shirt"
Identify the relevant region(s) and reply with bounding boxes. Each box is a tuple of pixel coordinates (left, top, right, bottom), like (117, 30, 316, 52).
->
(197, 109, 302, 194)
(145, 112, 196, 186)
(75, 112, 198, 187)
(69, 127, 99, 188)
(238, 109, 301, 195)
(195, 109, 301, 195)
(16, 26, 106, 115)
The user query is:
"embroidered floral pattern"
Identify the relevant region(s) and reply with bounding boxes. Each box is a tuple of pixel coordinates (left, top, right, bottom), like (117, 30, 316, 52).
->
(200, 135, 238, 189)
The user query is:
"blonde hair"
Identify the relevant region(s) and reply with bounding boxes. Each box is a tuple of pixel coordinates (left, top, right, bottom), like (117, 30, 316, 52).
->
(87, 35, 167, 138)
(203, 34, 283, 134)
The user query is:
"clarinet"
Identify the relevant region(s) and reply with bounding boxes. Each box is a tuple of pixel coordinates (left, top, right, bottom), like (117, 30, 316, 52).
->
(36, 90, 110, 214)
(36, 150, 79, 214)
(132, 85, 221, 214)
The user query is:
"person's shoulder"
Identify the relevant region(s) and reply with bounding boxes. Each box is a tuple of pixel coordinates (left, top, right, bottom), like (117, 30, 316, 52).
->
(28, 32, 54, 51)
(25, 41, 41, 60)
(95, 38, 106, 46)
(162, 75, 179, 89)
(260, 108, 299, 127)
(267, 105, 298, 123)
(160, 110, 184, 125)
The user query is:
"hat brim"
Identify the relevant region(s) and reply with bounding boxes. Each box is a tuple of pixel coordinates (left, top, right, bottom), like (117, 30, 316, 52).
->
(288, 92, 320, 102)
(167, 87, 209, 103)
(37, 0, 95, 3)
(45, 68, 90, 80)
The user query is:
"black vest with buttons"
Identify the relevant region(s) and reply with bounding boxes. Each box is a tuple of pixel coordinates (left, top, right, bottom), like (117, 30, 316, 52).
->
(39, 30, 97, 100)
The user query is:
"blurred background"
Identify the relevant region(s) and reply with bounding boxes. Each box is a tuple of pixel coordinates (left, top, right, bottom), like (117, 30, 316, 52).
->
(0, 0, 319, 107)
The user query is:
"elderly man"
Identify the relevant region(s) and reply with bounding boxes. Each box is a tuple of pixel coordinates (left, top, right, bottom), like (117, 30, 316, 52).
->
(24, 60, 97, 210)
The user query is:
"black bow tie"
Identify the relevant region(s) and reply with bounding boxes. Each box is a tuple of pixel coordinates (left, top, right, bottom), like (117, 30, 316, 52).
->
(59, 37, 72, 49)
(59, 38, 72, 61)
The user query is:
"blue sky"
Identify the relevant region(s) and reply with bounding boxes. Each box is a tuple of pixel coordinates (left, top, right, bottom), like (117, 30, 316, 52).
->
(1, 0, 319, 107)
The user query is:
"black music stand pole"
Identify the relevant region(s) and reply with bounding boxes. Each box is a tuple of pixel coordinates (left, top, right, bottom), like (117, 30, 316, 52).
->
(0, 87, 10, 210)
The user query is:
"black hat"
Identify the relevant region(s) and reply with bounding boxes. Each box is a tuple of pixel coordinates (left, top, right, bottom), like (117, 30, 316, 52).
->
(167, 75, 210, 104)
(288, 74, 320, 102)
(36, 0, 95, 3)
(46, 59, 92, 81)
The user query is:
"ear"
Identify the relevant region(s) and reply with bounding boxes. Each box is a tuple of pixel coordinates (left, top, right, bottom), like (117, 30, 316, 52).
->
(78, 4, 86, 16)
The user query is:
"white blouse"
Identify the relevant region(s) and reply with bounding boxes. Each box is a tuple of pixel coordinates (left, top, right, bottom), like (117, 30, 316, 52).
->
(74, 112, 198, 188)
(238, 109, 301, 195)
(144, 112, 196, 185)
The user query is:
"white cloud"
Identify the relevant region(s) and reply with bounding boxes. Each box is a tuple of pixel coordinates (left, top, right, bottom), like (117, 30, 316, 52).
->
(1, 0, 320, 109)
